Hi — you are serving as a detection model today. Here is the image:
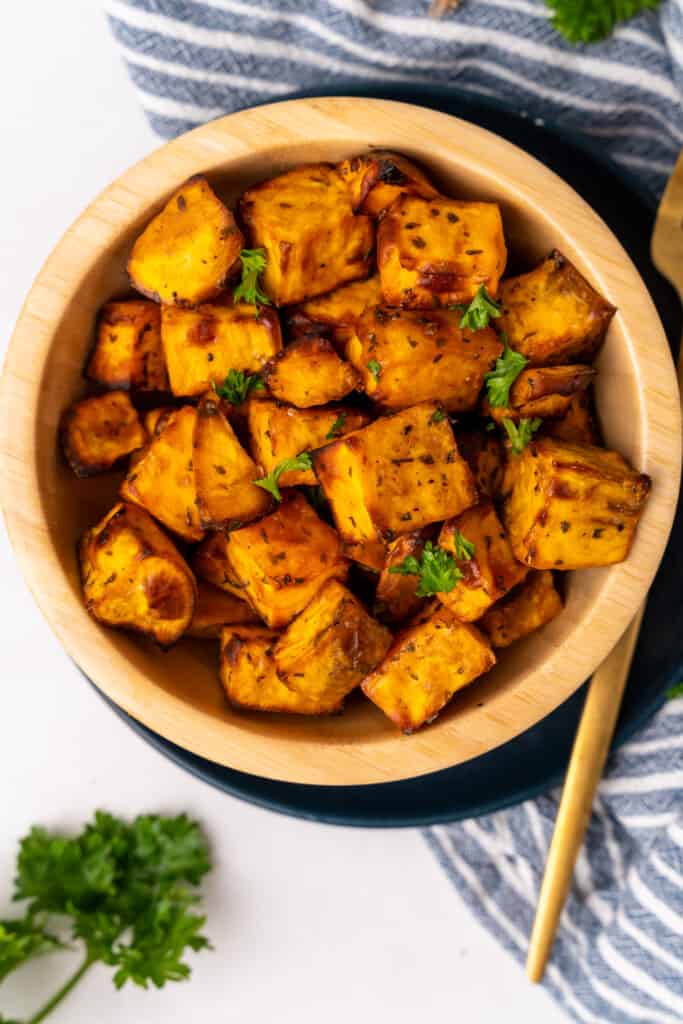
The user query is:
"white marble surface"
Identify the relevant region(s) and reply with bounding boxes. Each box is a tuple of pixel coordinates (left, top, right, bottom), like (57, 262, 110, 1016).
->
(0, 4, 567, 1021)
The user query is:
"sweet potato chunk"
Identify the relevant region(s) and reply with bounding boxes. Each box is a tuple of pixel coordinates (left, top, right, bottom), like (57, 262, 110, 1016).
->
(375, 532, 429, 624)
(273, 580, 392, 711)
(247, 400, 369, 488)
(192, 532, 250, 601)
(79, 502, 196, 646)
(457, 428, 505, 500)
(378, 194, 506, 308)
(127, 176, 243, 306)
(143, 407, 174, 438)
(263, 337, 359, 408)
(61, 391, 146, 478)
(194, 392, 270, 529)
(313, 403, 477, 549)
(337, 151, 437, 217)
(161, 303, 281, 397)
(187, 582, 259, 638)
(362, 603, 495, 732)
(224, 493, 348, 628)
(543, 392, 599, 445)
(239, 163, 374, 306)
(437, 501, 527, 622)
(347, 306, 502, 410)
(220, 626, 335, 715)
(287, 275, 383, 349)
(503, 438, 651, 569)
(120, 406, 204, 542)
(483, 363, 596, 424)
(480, 570, 562, 648)
(497, 251, 616, 365)
(86, 300, 167, 391)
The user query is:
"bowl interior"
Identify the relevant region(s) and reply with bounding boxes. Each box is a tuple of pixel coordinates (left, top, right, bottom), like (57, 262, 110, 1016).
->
(4, 98, 680, 784)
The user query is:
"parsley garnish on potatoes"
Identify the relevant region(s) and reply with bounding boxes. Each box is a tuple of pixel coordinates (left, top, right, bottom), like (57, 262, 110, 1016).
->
(367, 359, 382, 381)
(389, 540, 464, 597)
(326, 411, 347, 439)
(233, 248, 270, 308)
(502, 416, 543, 455)
(457, 284, 502, 331)
(214, 368, 265, 405)
(254, 453, 313, 502)
(484, 335, 528, 408)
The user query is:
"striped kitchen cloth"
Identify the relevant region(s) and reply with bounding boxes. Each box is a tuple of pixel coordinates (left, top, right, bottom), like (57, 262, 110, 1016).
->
(107, 2, 683, 1020)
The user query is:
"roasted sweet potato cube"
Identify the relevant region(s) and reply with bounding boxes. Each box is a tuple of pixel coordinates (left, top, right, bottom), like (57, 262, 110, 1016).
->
(86, 300, 167, 391)
(543, 392, 599, 445)
(509, 363, 596, 419)
(377, 194, 506, 308)
(503, 438, 651, 569)
(79, 502, 196, 646)
(239, 163, 374, 306)
(362, 604, 495, 732)
(375, 531, 429, 624)
(337, 151, 437, 217)
(287, 275, 383, 350)
(194, 392, 270, 529)
(61, 391, 146, 478)
(120, 405, 204, 542)
(263, 337, 359, 408)
(143, 407, 174, 438)
(127, 176, 243, 306)
(247, 399, 369, 488)
(480, 570, 562, 648)
(161, 303, 281, 397)
(273, 580, 392, 710)
(192, 532, 251, 601)
(497, 251, 616, 365)
(457, 428, 505, 499)
(313, 403, 477, 548)
(437, 501, 528, 622)
(187, 582, 259, 638)
(224, 493, 348, 628)
(347, 306, 502, 410)
(220, 626, 336, 714)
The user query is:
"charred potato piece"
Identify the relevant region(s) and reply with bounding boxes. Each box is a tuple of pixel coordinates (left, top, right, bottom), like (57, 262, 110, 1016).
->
(239, 163, 374, 306)
(224, 492, 348, 628)
(375, 531, 429, 624)
(194, 392, 270, 529)
(347, 306, 502, 411)
(438, 500, 527, 622)
(543, 392, 599, 446)
(161, 303, 281, 397)
(503, 438, 651, 569)
(497, 251, 616, 365)
(457, 428, 505, 500)
(378, 194, 506, 308)
(247, 399, 369, 487)
(287, 275, 383, 349)
(273, 580, 392, 710)
(313, 402, 477, 549)
(220, 626, 337, 714)
(79, 502, 196, 646)
(362, 603, 495, 732)
(188, 581, 260, 638)
(263, 337, 360, 408)
(192, 532, 250, 601)
(127, 176, 243, 306)
(86, 300, 167, 391)
(480, 570, 562, 648)
(120, 406, 204, 542)
(61, 391, 146, 478)
(337, 151, 437, 217)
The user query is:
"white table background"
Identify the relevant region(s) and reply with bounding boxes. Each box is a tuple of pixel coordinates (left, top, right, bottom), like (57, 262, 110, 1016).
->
(0, 4, 567, 1021)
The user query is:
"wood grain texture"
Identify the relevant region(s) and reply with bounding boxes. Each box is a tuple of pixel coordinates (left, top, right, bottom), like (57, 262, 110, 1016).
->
(0, 97, 680, 785)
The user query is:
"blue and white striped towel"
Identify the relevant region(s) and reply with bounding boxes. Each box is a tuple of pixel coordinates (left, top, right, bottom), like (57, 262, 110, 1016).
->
(107, 2, 683, 1019)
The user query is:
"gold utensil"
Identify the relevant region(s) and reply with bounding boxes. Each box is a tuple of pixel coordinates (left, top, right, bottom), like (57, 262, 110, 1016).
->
(526, 150, 683, 983)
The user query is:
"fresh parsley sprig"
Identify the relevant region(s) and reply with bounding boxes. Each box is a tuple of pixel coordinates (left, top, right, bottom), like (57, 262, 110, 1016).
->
(502, 416, 542, 455)
(233, 248, 270, 308)
(484, 335, 528, 408)
(367, 359, 382, 382)
(451, 529, 475, 562)
(546, 0, 660, 44)
(0, 812, 211, 1023)
(254, 453, 313, 502)
(214, 368, 264, 405)
(326, 412, 347, 440)
(389, 541, 463, 598)
(455, 285, 502, 331)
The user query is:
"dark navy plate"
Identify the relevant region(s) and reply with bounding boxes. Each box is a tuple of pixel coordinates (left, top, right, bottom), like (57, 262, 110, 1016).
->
(94, 84, 683, 827)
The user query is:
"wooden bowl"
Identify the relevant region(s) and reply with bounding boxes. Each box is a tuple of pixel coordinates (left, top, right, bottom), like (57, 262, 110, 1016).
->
(1, 97, 680, 785)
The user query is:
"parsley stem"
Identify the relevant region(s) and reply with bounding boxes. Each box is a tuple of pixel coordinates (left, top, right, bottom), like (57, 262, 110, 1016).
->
(26, 954, 95, 1024)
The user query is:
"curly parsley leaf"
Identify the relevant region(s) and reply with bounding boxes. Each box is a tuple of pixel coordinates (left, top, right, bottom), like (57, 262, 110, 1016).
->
(254, 453, 313, 502)
(233, 248, 270, 308)
(484, 335, 528, 408)
(214, 368, 264, 405)
(457, 285, 502, 331)
(451, 529, 475, 562)
(502, 416, 542, 456)
(389, 541, 463, 598)
(0, 918, 64, 983)
(429, 408, 447, 424)
(546, 0, 661, 44)
(367, 359, 382, 381)
(326, 412, 347, 440)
